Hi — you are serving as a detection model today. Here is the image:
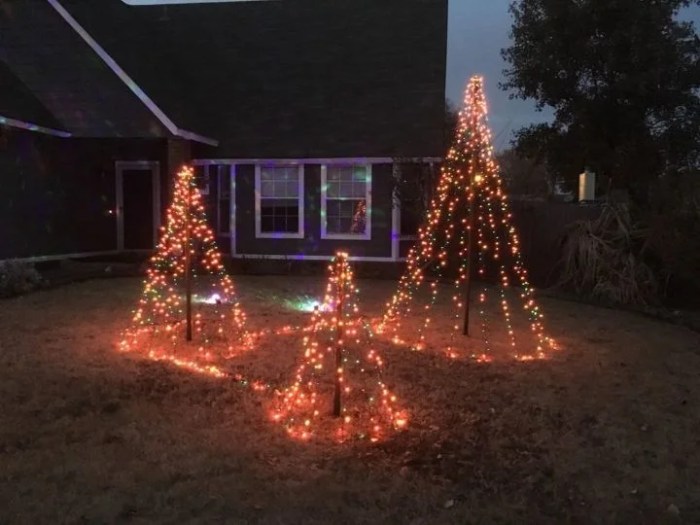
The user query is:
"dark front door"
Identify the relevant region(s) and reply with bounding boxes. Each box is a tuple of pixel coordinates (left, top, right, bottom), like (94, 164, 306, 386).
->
(122, 169, 154, 250)
(116, 162, 160, 251)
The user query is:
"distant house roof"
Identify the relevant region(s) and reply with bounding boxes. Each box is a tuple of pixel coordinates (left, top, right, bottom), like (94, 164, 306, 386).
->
(2, 0, 448, 156)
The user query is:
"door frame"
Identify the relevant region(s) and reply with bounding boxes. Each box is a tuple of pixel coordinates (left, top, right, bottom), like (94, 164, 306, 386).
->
(115, 160, 161, 251)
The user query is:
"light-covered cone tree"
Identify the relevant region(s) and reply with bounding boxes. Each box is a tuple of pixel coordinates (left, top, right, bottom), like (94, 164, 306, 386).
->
(272, 252, 407, 442)
(120, 165, 251, 376)
(382, 75, 555, 361)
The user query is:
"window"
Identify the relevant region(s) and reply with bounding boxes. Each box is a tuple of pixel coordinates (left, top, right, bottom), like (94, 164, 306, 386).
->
(193, 165, 210, 195)
(396, 162, 435, 239)
(217, 165, 231, 235)
(321, 164, 372, 240)
(255, 165, 304, 238)
(400, 204, 421, 238)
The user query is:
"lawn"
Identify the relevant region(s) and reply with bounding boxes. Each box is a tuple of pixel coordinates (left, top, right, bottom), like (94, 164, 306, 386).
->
(0, 275, 698, 524)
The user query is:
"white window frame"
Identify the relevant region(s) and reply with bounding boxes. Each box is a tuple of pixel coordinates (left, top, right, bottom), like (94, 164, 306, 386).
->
(255, 164, 305, 239)
(320, 164, 372, 240)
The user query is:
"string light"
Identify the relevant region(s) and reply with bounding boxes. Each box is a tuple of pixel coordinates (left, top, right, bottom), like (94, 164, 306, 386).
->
(381, 75, 556, 359)
(272, 252, 407, 442)
(119, 165, 253, 369)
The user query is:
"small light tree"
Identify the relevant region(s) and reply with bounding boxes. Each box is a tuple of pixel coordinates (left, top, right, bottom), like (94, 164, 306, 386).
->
(120, 166, 250, 374)
(272, 252, 407, 442)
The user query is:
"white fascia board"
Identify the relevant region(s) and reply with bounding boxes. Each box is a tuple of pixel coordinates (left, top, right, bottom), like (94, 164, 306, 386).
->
(191, 157, 442, 165)
(49, 0, 219, 146)
(0, 115, 72, 137)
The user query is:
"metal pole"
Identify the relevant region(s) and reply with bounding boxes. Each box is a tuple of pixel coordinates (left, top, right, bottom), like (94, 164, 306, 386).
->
(463, 174, 477, 336)
(185, 178, 193, 342)
(333, 259, 344, 417)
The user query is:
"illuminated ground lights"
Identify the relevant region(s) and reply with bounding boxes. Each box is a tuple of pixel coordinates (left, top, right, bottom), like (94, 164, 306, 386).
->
(119, 166, 253, 368)
(272, 252, 407, 442)
(381, 75, 556, 361)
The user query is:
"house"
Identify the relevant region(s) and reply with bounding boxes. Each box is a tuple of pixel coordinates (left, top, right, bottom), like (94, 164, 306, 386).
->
(0, 0, 448, 263)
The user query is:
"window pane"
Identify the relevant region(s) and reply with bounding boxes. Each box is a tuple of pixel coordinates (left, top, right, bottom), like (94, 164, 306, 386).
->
(260, 198, 300, 233)
(401, 206, 421, 236)
(261, 180, 273, 197)
(327, 217, 340, 234)
(193, 166, 208, 192)
(338, 181, 351, 198)
(261, 216, 274, 232)
(285, 180, 298, 198)
(327, 165, 368, 199)
(351, 202, 366, 234)
(325, 198, 367, 235)
(339, 217, 353, 233)
(219, 169, 231, 198)
(218, 198, 230, 233)
(273, 215, 286, 232)
(327, 181, 339, 198)
(352, 181, 366, 198)
(326, 200, 341, 216)
(352, 166, 367, 182)
(261, 166, 301, 199)
(341, 200, 356, 215)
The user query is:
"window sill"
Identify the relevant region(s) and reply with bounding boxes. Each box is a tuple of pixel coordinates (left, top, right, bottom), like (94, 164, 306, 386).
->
(255, 232, 304, 240)
(321, 233, 372, 241)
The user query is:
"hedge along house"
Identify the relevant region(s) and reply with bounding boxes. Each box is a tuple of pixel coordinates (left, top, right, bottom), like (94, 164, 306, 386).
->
(0, 0, 447, 263)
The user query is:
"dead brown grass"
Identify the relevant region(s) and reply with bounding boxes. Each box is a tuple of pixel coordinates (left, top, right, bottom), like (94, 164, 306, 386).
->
(0, 276, 699, 524)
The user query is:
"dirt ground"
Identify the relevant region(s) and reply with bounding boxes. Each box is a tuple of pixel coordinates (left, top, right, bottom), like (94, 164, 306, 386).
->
(0, 275, 699, 524)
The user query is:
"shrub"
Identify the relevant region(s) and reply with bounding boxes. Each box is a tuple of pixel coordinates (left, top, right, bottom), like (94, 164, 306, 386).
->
(643, 172, 700, 306)
(0, 260, 43, 298)
(558, 205, 657, 306)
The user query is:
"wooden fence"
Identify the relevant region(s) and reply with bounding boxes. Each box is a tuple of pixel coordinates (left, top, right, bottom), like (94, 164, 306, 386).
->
(509, 200, 603, 287)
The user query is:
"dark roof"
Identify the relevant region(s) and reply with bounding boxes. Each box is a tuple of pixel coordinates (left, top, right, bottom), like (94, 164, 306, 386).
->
(0, 59, 64, 131)
(0, 1, 168, 138)
(61, 0, 448, 157)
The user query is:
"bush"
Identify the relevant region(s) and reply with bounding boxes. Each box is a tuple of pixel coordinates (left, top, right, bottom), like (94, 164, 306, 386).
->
(558, 205, 657, 306)
(0, 260, 43, 298)
(643, 172, 700, 307)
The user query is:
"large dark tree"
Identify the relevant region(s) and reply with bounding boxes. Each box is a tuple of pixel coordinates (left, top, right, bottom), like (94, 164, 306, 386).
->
(497, 148, 552, 197)
(501, 0, 700, 204)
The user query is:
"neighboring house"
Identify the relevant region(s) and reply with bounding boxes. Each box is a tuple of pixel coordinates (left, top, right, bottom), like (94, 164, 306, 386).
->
(0, 0, 447, 262)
